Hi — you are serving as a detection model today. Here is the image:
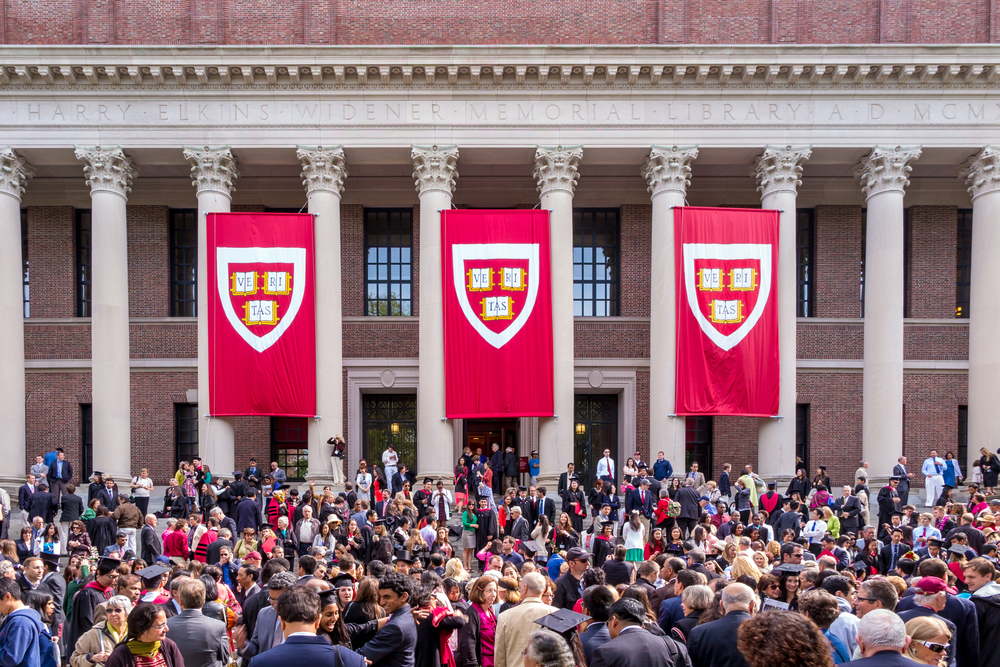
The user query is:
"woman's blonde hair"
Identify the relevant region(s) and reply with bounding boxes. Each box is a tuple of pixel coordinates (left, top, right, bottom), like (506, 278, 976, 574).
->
(499, 577, 521, 604)
(443, 558, 470, 582)
(903, 616, 951, 662)
(822, 506, 834, 521)
(731, 554, 762, 582)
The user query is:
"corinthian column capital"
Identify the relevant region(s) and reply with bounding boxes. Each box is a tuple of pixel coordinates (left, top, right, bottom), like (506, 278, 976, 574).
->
(0, 148, 34, 200)
(642, 145, 698, 198)
(534, 145, 583, 197)
(753, 145, 812, 198)
(183, 146, 239, 197)
(855, 146, 922, 199)
(297, 146, 348, 196)
(411, 145, 459, 195)
(75, 146, 136, 198)
(961, 146, 1000, 201)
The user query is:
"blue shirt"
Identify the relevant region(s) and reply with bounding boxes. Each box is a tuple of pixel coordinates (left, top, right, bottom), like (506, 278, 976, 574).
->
(529, 458, 539, 476)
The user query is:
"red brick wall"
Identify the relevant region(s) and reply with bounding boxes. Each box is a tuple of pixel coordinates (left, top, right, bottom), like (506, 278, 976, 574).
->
(903, 373, 968, 488)
(129, 371, 196, 482)
(903, 326, 968, 361)
(797, 372, 864, 489)
(635, 369, 649, 460)
(0, 0, 992, 44)
(797, 323, 864, 359)
(129, 323, 197, 358)
(575, 321, 649, 358)
(343, 321, 419, 358)
(127, 205, 170, 318)
(234, 415, 272, 470)
(25, 324, 91, 358)
(620, 204, 651, 318)
(25, 372, 90, 473)
(814, 205, 863, 319)
(27, 207, 76, 318)
(908, 206, 957, 319)
(711, 417, 759, 479)
(341, 205, 364, 317)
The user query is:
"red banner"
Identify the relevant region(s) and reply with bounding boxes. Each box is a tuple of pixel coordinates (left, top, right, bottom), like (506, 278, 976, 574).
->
(674, 206, 779, 417)
(208, 212, 316, 417)
(442, 210, 553, 418)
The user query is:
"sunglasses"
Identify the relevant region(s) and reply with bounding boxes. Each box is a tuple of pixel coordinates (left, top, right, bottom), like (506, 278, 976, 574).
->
(916, 640, 950, 653)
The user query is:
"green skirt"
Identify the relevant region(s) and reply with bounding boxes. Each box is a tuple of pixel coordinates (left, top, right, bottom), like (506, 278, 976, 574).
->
(625, 548, 644, 562)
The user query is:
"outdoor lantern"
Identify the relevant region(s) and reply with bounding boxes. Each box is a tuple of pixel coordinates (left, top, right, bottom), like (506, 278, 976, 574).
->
(390, 422, 400, 435)
(575, 423, 586, 436)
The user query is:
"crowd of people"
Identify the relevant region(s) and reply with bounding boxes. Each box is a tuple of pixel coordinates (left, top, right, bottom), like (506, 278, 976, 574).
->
(0, 445, 998, 667)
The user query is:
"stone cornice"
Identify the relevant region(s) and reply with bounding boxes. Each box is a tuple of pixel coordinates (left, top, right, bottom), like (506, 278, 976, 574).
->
(754, 145, 812, 197)
(74, 145, 136, 198)
(183, 146, 238, 197)
(961, 146, 1000, 201)
(411, 145, 459, 195)
(0, 45, 997, 89)
(856, 146, 922, 198)
(297, 146, 347, 196)
(535, 146, 583, 197)
(0, 147, 33, 200)
(643, 146, 698, 198)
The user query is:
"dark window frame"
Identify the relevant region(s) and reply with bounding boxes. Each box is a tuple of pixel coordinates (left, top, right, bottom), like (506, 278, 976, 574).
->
(20, 209, 28, 318)
(174, 404, 199, 467)
(796, 404, 809, 474)
(271, 416, 309, 481)
(80, 404, 93, 480)
(958, 405, 968, 472)
(573, 208, 620, 317)
(170, 209, 198, 317)
(574, 394, 620, 488)
(76, 209, 92, 317)
(364, 208, 413, 317)
(362, 394, 418, 474)
(957, 209, 973, 318)
(685, 416, 713, 478)
(796, 208, 815, 317)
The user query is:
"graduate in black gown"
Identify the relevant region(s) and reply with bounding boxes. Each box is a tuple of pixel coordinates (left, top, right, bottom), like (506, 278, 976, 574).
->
(474, 495, 498, 553)
(561, 478, 587, 533)
(66, 557, 120, 652)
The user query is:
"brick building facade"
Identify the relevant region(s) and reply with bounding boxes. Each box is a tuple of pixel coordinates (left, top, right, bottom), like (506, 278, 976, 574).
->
(0, 3, 996, 498)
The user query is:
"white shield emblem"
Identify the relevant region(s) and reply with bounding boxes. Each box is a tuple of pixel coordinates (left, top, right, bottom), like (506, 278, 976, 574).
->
(683, 243, 773, 352)
(452, 243, 540, 349)
(216, 246, 307, 353)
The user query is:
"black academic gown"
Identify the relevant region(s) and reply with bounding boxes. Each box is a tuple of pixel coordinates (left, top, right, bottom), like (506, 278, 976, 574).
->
(67, 584, 108, 654)
(877, 485, 899, 531)
(474, 509, 498, 552)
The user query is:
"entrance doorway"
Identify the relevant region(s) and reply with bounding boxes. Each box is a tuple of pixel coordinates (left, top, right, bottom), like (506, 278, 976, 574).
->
(574, 394, 619, 488)
(464, 419, 517, 466)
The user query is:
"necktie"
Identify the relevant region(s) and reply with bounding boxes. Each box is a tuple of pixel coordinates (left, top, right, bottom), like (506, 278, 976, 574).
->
(892, 544, 898, 568)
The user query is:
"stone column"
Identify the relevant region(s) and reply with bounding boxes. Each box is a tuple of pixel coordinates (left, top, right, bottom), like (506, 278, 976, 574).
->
(856, 146, 921, 479)
(183, 147, 239, 476)
(0, 149, 32, 487)
(75, 146, 136, 481)
(534, 146, 582, 487)
(642, 146, 697, 477)
(962, 147, 1000, 474)
(754, 146, 811, 480)
(298, 146, 347, 486)
(412, 145, 458, 480)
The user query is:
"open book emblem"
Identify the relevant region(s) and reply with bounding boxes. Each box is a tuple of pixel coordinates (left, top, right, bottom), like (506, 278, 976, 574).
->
(452, 243, 540, 349)
(683, 243, 773, 352)
(216, 247, 307, 353)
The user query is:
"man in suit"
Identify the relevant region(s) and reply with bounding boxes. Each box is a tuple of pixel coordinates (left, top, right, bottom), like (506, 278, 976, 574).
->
(579, 584, 615, 665)
(508, 506, 531, 544)
(674, 479, 701, 538)
(534, 487, 556, 528)
(843, 609, 918, 666)
(892, 457, 913, 504)
(17, 474, 36, 529)
(591, 597, 690, 667)
(494, 573, 556, 667)
(242, 571, 297, 662)
(687, 583, 755, 667)
(96, 478, 119, 511)
(248, 585, 364, 667)
(358, 572, 417, 667)
(774, 499, 803, 539)
(166, 578, 230, 667)
(140, 513, 161, 564)
(28, 484, 55, 524)
(236, 489, 263, 534)
(244, 458, 263, 491)
(625, 478, 652, 517)
(557, 463, 576, 498)
(836, 485, 863, 536)
(685, 462, 706, 493)
(391, 465, 410, 496)
(46, 451, 72, 507)
(879, 528, 906, 574)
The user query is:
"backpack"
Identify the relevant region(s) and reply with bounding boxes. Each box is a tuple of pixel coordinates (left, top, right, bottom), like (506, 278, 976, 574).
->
(661, 634, 693, 667)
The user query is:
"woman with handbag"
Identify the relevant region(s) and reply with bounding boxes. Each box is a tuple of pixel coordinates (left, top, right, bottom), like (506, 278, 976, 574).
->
(561, 478, 587, 533)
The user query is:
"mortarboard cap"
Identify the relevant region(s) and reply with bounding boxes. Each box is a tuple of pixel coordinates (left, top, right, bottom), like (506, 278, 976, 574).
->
(277, 484, 290, 490)
(97, 556, 122, 574)
(394, 550, 416, 564)
(927, 537, 945, 547)
(135, 564, 171, 581)
(231, 471, 243, 478)
(518, 486, 527, 492)
(891, 511, 905, 517)
(520, 540, 541, 554)
(534, 609, 590, 636)
(889, 475, 902, 481)
(767, 482, 776, 490)
(818, 465, 827, 470)
(318, 589, 339, 605)
(424, 477, 433, 484)
(771, 563, 805, 575)
(39, 552, 59, 568)
(948, 544, 970, 555)
(331, 573, 355, 589)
